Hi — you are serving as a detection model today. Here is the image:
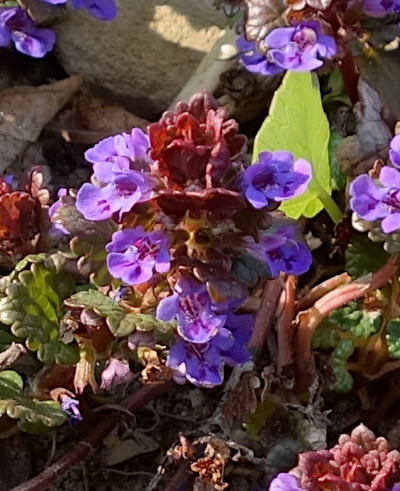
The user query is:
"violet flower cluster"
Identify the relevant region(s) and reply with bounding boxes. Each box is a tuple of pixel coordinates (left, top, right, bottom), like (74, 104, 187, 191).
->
(52, 91, 313, 388)
(0, 0, 116, 58)
(236, 20, 337, 76)
(350, 135, 400, 235)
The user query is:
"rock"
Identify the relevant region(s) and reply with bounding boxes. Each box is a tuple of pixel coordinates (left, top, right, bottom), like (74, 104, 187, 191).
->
(0, 76, 82, 172)
(53, 0, 225, 118)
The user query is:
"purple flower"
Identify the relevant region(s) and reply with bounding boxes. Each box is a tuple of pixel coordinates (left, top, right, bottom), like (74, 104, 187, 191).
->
(100, 358, 132, 390)
(267, 21, 337, 72)
(156, 276, 227, 344)
(85, 128, 152, 182)
(106, 226, 170, 285)
(48, 188, 69, 237)
(349, 167, 400, 234)
(0, 7, 55, 58)
(236, 35, 283, 76)
(238, 151, 311, 210)
(76, 170, 155, 221)
(236, 21, 336, 76)
(362, 0, 400, 16)
(167, 313, 253, 388)
(70, 0, 116, 20)
(60, 394, 82, 425)
(269, 473, 303, 490)
(390, 134, 400, 169)
(246, 224, 312, 277)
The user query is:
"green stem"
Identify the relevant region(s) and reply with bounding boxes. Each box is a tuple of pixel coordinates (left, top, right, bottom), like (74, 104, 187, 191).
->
(317, 187, 343, 224)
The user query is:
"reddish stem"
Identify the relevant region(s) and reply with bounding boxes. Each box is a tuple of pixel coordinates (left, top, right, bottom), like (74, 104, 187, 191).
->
(248, 277, 283, 360)
(11, 382, 170, 491)
(297, 272, 350, 312)
(295, 254, 399, 392)
(277, 276, 297, 370)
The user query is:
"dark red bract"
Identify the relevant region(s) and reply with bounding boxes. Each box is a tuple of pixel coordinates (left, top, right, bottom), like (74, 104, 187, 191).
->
(148, 91, 247, 189)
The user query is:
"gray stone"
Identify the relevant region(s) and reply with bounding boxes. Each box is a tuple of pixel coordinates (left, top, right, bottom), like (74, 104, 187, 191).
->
(53, 0, 225, 118)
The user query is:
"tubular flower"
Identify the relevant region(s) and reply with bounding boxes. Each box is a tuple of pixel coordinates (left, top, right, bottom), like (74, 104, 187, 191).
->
(60, 394, 82, 425)
(349, 167, 400, 234)
(237, 20, 336, 76)
(100, 358, 132, 390)
(238, 150, 311, 210)
(0, 7, 55, 58)
(85, 128, 152, 179)
(76, 170, 155, 221)
(246, 223, 312, 277)
(106, 226, 170, 285)
(40, 0, 117, 19)
(156, 275, 227, 344)
(362, 0, 400, 16)
(269, 473, 303, 490)
(167, 312, 253, 388)
(390, 134, 400, 169)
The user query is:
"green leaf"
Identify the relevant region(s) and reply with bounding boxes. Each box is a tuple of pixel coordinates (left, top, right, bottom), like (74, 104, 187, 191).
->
(245, 399, 278, 438)
(331, 339, 355, 393)
(328, 302, 382, 338)
(322, 67, 352, 107)
(329, 131, 346, 191)
(386, 319, 400, 359)
(312, 323, 340, 350)
(345, 235, 390, 278)
(65, 290, 175, 338)
(253, 70, 334, 219)
(0, 370, 67, 431)
(0, 263, 79, 365)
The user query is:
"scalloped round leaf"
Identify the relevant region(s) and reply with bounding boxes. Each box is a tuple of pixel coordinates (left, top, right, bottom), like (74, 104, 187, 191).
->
(0, 370, 67, 429)
(0, 263, 79, 365)
(387, 319, 400, 359)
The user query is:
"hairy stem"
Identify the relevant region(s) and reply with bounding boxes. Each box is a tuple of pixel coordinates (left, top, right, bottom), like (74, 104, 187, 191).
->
(248, 277, 283, 361)
(11, 382, 171, 491)
(277, 276, 297, 370)
(294, 254, 399, 392)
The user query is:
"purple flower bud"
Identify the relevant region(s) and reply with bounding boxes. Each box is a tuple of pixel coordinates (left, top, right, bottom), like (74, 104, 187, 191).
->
(100, 358, 132, 390)
(238, 151, 311, 210)
(76, 170, 155, 221)
(106, 226, 170, 285)
(48, 188, 69, 237)
(0, 7, 55, 58)
(70, 0, 116, 20)
(60, 394, 82, 425)
(269, 473, 303, 490)
(85, 128, 152, 182)
(246, 224, 312, 277)
(349, 167, 400, 234)
(390, 134, 400, 169)
(236, 21, 336, 76)
(156, 276, 227, 344)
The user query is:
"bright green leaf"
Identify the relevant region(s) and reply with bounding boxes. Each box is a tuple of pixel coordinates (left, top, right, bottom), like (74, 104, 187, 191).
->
(328, 302, 382, 338)
(253, 70, 335, 220)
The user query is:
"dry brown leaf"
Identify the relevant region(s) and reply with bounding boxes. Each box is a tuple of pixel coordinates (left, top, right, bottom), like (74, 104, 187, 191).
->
(336, 78, 392, 177)
(0, 76, 82, 172)
(103, 430, 159, 466)
(220, 372, 260, 424)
